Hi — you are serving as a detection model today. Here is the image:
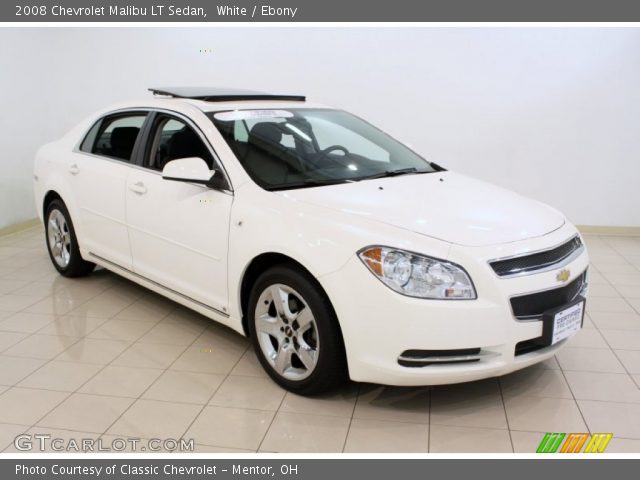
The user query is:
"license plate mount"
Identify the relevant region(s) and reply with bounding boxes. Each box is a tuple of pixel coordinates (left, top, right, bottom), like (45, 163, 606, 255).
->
(540, 297, 585, 346)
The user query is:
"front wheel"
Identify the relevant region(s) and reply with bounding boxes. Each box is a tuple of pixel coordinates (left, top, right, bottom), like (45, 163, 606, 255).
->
(248, 265, 347, 395)
(45, 199, 95, 277)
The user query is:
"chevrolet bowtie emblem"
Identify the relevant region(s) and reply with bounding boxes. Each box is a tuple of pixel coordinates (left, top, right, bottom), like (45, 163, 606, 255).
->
(556, 269, 571, 283)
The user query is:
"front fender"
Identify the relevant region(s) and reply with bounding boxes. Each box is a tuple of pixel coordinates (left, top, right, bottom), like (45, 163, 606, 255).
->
(227, 183, 452, 323)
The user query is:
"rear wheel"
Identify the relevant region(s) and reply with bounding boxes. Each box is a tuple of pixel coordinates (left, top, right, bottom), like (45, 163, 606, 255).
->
(45, 199, 95, 277)
(248, 265, 347, 395)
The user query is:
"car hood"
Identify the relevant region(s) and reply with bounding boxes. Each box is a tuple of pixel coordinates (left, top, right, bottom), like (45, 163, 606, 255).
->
(277, 172, 565, 247)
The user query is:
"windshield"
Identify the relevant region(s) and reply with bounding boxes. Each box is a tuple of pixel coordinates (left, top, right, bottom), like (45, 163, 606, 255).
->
(208, 108, 435, 190)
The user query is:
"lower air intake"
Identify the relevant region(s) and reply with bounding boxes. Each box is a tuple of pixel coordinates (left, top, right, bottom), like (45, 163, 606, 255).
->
(398, 348, 482, 367)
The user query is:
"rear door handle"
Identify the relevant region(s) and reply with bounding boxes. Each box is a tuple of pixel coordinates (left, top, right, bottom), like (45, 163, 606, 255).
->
(69, 164, 80, 175)
(128, 181, 147, 195)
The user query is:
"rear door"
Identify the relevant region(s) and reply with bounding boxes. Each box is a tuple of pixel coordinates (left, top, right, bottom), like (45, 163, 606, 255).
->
(73, 112, 148, 269)
(125, 111, 233, 313)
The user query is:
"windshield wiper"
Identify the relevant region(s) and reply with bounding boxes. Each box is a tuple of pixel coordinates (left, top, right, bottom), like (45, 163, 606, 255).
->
(355, 167, 424, 181)
(267, 167, 431, 191)
(267, 178, 351, 191)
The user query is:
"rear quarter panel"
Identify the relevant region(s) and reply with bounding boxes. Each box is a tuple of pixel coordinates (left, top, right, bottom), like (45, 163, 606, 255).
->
(33, 119, 92, 238)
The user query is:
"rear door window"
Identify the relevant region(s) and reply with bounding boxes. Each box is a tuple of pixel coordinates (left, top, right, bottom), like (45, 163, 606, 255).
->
(82, 114, 147, 162)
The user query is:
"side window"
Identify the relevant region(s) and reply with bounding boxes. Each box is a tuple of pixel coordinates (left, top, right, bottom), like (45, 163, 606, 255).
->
(79, 121, 100, 152)
(146, 116, 214, 171)
(89, 114, 147, 161)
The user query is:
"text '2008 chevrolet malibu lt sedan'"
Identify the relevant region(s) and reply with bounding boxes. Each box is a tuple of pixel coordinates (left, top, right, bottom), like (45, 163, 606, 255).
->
(33, 87, 589, 394)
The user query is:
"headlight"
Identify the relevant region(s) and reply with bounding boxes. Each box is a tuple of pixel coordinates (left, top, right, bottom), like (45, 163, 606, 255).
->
(358, 246, 476, 299)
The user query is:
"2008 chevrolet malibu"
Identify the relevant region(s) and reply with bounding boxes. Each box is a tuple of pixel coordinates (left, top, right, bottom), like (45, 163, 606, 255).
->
(34, 87, 589, 394)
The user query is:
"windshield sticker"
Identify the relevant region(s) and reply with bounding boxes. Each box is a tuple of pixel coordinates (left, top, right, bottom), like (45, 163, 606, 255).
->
(213, 110, 294, 121)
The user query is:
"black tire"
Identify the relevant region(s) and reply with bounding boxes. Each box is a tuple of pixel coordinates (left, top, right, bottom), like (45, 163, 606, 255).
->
(45, 199, 95, 278)
(248, 265, 347, 395)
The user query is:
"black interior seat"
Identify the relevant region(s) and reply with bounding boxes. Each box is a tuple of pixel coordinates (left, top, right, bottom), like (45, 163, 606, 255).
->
(109, 127, 139, 160)
(163, 128, 212, 169)
(243, 122, 290, 184)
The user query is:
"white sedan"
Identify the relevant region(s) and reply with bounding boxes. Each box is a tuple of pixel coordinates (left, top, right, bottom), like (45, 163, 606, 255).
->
(34, 87, 589, 394)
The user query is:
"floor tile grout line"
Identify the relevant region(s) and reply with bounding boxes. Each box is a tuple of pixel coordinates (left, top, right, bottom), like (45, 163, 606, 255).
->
(1, 283, 145, 396)
(0, 256, 123, 317)
(3, 281, 117, 315)
(254, 369, 288, 453)
(1, 355, 267, 382)
(0, 235, 81, 402)
(497, 378, 515, 453)
(557, 362, 592, 434)
(0, 328, 89, 391)
(600, 236, 640, 272)
(339, 382, 361, 453)
(493, 394, 640, 407)
(61, 284, 145, 320)
(570, 258, 638, 420)
(586, 259, 640, 383)
(0, 256, 52, 274)
(592, 239, 640, 315)
(0, 333, 38, 356)
(0, 285, 118, 358)
(4, 389, 73, 444)
(558, 258, 624, 424)
(0, 273, 125, 355)
(0, 277, 48, 298)
(2, 382, 391, 409)
(7, 281, 170, 438)
(51, 319, 169, 399)
(97, 320, 235, 443)
(177, 344, 252, 442)
(428, 423, 514, 432)
(95, 339, 195, 438)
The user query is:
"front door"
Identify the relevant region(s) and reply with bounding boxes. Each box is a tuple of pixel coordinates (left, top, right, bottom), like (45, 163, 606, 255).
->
(125, 113, 232, 313)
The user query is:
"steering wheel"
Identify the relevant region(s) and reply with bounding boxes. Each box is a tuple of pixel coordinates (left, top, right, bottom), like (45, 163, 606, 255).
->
(319, 145, 350, 156)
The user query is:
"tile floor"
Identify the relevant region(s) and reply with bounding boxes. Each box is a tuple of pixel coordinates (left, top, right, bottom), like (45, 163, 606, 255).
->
(0, 227, 639, 453)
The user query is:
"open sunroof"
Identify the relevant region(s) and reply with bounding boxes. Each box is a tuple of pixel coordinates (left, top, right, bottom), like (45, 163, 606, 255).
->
(149, 87, 306, 102)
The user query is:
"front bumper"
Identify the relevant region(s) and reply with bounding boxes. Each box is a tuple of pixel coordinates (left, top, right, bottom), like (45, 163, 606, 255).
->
(319, 222, 589, 386)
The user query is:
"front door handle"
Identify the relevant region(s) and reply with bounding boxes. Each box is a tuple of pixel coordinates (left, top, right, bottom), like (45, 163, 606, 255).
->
(129, 181, 147, 195)
(69, 164, 80, 175)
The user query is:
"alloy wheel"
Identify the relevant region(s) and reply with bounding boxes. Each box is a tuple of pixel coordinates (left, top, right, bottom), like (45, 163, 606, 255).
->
(47, 209, 72, 268)
(254, 283, 320, 381)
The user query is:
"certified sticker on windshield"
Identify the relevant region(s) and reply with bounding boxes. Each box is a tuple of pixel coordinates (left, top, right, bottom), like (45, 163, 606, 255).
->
(213, 110, 294, 121)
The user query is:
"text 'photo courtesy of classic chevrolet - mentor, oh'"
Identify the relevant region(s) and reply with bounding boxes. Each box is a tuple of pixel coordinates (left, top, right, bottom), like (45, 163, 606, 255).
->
(33, 88, 589, 394)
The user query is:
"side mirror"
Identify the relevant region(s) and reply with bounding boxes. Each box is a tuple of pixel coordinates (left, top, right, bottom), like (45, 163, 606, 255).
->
(162, 157, 215, 186)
